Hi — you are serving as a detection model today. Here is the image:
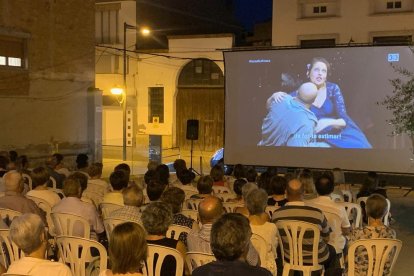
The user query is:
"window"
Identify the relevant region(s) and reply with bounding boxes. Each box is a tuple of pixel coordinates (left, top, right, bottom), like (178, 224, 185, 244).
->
(148, 87, 164, 123)
(0, 35, 26, 69)
(300, 39, 336, 48)
(387, 1, 402, 9)
(95, 3, 120, 44)
(373, 35, 412, 45)
(313, 6, 327, 14)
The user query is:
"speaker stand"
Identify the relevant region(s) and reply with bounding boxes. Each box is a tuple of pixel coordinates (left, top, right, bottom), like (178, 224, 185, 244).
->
(189, 139, 200, 175)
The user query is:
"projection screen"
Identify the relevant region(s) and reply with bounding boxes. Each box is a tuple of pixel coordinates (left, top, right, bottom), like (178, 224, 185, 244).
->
(224, 46, 414, 173)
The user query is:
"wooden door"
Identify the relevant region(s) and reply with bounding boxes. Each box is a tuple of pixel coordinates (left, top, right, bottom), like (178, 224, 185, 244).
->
(176, 87, 224, 151)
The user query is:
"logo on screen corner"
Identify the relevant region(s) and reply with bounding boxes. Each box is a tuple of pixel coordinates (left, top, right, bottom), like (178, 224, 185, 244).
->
(387, 53, 399, 62)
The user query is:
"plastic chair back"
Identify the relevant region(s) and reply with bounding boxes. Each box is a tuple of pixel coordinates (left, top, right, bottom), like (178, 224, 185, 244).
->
(250, 233, 268, 271)
(103, 217, 130, 241)
(222, 202, 243, 213)
(215, 193, 236, 202)
(185, 252, 216, 273)
(212, 186, 231, 194)
(26, 195, 55, 236)
(143, 244, 184, 276)
(100, 202, 123, 219)
(0, 229, 24, 268)
(348, 238, 402, 276)
(275, 220, 323, 275)
(337, 202, 362, 228)
(56, 236, 107, 276)
(185, 199, 202, 211)
(0, 208, 22, 226)
(330, 193, 344, 202)
(51, 212, 90, 238)
(179, 209, 198, 222)
(166, 224, 191, 240)
(341, 190, 354, 203)
(383, 199, 391, 226)
(265, 205, 280, 219)
(21, 174, 32, 190)
(49, 176, 57, 189)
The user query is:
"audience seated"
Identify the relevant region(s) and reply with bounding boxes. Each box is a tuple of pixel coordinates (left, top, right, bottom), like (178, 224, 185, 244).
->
(173, 169, 197, 193)
(103, 170, 129, 205)
(271, 179, 341, 275)
(141, 202, 186, 276)
(109, 185, 144, 225)
(69, 172, 94, 204)
(45, 155, 65, 189)
(257, 171, 272, 194)
(7, 213, 72, 276)
(155, 164, 171, 186)
(210, 165, 227, 187)
(0, 155, 9, 178)
(191, 175, 214, 199)
(0, 171, 46, 224)
(86, 162, 111, 197)
(267, 176, 288, 207)
(52, 153, 71, 178)
(170, 158, 188, 185)
(246, 166, 258, 184)
(7, 150, 18, 170)
(160, 187, 199, 246)
(235, 183, 259, 217)
(16, 155, 31, 175)
(332, 168, 351, 199)
(101, 222, 147, 276)
(52, 178, 104, 240)
(349, 194, 396, 276)
(298, 169, 317, 199)
(146, 179, 166, 202)
(187, 196, 260, 267)
(26, 167, 61, 207)
(306, 175, 351, 255)
(228, 178, 246, 203)
(75, 153, 89, 176)
(246, 189, 278, 275)
(192, 213, 271, 276)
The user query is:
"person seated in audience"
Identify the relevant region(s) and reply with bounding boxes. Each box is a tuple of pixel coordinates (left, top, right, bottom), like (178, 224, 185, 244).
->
(257, 171, 272, 195)
(246, 166, 258, 184)
(7, 150, 18, 170)
(52, 178, 105, 240)
(246, 189, 278, 275)
(52, 153, 71, 177)
(141, 202, 186, 276)
(103, 170, 129, 206)
(170, 158, 188, 185)
(348, 193, 396, 275)
(75, 153, 89, 176)
(173, 169, 197, 192)
(267, 175, 288, 207)
(160, 187, 199, 246)
(155, 164, 171, 186)
(26, 167, 61, 207)
(115, 163, 138, 187)
(332, 168, 351, 199)
(0, 171, 46, 225)
(69, 172, 94, 205)
(191, 175, 214, 199)
(146, 179, 166, 202)
(0, 155, 9, 178)
(357, 171, 387, 199)
(187, 196, 260, 267)
(210, 165, 227, 187)
(16, 155, 31, 175)
(298, 169, 317, 199)
(193, 213, 271, 276)
(7, 213, 72, 276)
(307, 175, 351, 255)
(227, 164, 246, 191)
(45, 155, 65, 189)
(272, 179, 340, 275)
(86, 162, 111, 196)
(109, 185, 144, 225)
(101, 222, 147, 276)
(235, 183, 259, 217)
(228, 178, 247, 203)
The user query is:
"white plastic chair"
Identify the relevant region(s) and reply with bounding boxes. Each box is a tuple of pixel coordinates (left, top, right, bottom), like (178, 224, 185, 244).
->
(185, 198, 203, 211)
(337, 202, 362, 228)
(180, 209, 198, 222)
(103, 217, 130, 241)
(143, 244, 184, 276)
(330, 193, 344, 202)
(0, 208, 22, 224)
(0, 229, 24, 268)
(348, 238, 402, 276)
(212, 186, 232, 194)
(341, 190, 354, 203)
(49, 176, 57, 189)
(82, 190, 103, 209)
(275, 220, 323, 276)
(56, 236, 107, 276)
(265, 205, 280, 219)
(49, 188, 65, 199)
(222, 202, 243, 213)
(383, 199, 391, 226)
(166, 224, 191, 240)
(99, 202, 123, 219)
(21, 173, 32, 190)
(215, 193, 236, 202)
(51, 212, 90, 238)
(185, 252, 216, 273)
(26, 195, 55, 236)
(250, 233, 269, 271)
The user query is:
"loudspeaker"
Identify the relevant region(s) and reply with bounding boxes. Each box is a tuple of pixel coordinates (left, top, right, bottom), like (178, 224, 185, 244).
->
(186, 119, 199, 140)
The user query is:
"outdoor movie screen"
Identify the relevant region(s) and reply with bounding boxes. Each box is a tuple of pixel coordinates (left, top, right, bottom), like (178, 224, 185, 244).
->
(224, 46, 414, 173)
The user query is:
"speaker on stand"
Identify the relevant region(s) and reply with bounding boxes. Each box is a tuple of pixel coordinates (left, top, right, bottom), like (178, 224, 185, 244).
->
(186, 119, 200, 175)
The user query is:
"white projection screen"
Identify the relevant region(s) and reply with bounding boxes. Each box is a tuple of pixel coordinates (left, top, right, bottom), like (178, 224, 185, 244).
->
(224, 46, 414, 174)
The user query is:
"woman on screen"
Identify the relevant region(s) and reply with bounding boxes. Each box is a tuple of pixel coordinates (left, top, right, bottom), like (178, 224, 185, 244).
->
(267, 57, 372, 149)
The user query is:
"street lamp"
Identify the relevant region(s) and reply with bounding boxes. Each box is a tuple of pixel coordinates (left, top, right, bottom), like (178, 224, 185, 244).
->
(119, 23, 150, 161)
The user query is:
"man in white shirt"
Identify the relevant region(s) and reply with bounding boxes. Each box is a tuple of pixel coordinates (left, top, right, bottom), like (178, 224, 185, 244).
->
(102, 170, 128, 206)
(306, 175, 351, 254)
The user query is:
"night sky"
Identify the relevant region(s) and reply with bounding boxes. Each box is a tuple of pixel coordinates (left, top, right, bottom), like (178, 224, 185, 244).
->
(233, 0, 273, 32)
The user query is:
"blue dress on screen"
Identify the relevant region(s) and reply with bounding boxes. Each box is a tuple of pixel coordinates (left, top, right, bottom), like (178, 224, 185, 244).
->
(292, 82, 372, 149)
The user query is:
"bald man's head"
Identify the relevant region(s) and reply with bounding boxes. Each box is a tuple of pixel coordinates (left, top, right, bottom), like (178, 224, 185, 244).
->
(297, 82, 318, 105)
(198, 196, 223, 224)
(286, 179, 304, 201)
(4, 171, 23, 193)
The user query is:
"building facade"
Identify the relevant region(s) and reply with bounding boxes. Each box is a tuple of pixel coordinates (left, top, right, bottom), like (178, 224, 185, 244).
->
(273, 0, 414, 47)
(0, 0, 98, 162)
